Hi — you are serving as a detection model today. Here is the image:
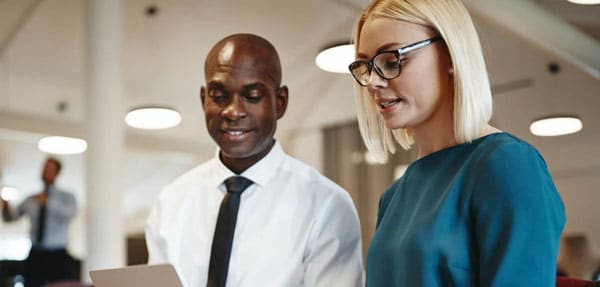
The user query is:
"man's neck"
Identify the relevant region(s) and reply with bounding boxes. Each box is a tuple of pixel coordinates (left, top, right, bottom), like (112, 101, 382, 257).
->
(43, 184, 54, 193)
(220, 140, 275, 174)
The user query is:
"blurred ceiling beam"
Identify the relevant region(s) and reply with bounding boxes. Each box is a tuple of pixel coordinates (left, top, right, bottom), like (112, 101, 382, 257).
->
(464, 0, 600, 80)
(0, 0, 42, 55)
(0, 109, 79, 139)
(0, 110, 209, 155)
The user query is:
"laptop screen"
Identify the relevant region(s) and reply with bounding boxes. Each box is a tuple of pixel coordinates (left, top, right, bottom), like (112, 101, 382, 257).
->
(90, 264, 183, 287)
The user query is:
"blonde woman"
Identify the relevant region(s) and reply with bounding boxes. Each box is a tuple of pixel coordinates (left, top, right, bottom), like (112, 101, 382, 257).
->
(349, 0, 565, 285)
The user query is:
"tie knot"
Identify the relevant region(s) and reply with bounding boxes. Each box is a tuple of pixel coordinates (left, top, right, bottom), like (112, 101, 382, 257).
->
(224, 176, 253, 194)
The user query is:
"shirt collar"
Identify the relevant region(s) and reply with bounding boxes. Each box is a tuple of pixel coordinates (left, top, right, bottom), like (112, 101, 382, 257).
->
(45, 185, 57, 194)
(212, 140, 285, 189)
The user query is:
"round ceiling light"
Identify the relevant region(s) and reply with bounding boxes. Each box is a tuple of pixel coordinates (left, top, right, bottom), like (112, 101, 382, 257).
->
(1, 186, 19, 201)
(125, 106, 182, 130)
(529, 116, 583, 137)
(315, 43, 355, 74)
(38, 136, 88, 154)
(566, 0, 600, 4)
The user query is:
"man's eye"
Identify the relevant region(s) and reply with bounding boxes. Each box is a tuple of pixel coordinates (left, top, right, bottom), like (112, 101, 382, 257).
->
(209, 89, 226, 99)
(246, 89, 263, 100)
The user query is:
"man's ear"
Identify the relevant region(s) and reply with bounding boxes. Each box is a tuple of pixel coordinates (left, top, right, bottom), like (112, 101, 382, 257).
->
(275, 85, 288, 119)
(200, 86, 206, 107)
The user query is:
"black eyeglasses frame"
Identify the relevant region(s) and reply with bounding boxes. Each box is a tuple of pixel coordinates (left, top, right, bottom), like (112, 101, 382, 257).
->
(348, 36, 443, 86)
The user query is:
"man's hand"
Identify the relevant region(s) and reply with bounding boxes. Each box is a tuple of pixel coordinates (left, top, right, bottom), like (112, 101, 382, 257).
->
(34, 193, 48, 205)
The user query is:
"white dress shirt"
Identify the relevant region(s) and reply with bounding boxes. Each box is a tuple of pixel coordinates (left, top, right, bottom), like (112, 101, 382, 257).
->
(146, 141, 363, 287)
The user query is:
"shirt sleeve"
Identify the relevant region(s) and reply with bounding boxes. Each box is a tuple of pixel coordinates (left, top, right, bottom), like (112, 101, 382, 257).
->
(2, 198, 28, 222)
(471, 142, 565, 286)
(303, 190, 364, 287)
(145, 196, 168, 264)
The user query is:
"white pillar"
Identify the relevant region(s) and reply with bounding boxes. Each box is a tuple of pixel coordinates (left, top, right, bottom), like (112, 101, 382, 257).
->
(84, 0, 124, 280)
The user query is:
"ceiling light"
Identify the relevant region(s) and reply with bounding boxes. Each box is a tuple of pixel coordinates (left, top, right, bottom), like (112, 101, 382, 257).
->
(125, 8, 182, 131)
(38, 136, 87, 154)
(315, 43, 355, 73)
(125, 106, 182, 130)
(566, 0, 600, 4)
(1, 186, 19, 201)
(529, 116, 583, 136)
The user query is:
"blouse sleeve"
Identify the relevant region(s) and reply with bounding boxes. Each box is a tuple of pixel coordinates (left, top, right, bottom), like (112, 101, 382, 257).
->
(470, 141, 565, 286)
(375, 180, 399, 229)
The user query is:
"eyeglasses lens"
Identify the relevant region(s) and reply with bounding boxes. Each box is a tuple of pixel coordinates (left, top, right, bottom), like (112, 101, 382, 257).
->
(350, 52, 401, 86)
(350, 63, 370, 86)
(373, 52, 401, 79)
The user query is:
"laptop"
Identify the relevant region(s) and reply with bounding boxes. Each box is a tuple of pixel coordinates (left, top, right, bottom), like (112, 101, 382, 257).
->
(89, 264, 183, 287)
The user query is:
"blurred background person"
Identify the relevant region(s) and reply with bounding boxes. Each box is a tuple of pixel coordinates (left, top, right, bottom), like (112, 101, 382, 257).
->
(2, 157, 77, 287)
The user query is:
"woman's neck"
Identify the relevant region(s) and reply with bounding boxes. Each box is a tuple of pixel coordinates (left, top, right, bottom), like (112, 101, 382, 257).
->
(413, 105, 456, 158)
(414, 122, 499, 159)
(415, 128, 456, 159)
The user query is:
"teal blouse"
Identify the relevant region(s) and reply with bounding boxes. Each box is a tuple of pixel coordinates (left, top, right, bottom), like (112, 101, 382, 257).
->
(366, 133, 565, 286)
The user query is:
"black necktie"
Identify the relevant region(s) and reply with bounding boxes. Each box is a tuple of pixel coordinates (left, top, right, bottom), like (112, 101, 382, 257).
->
(207, 176, 253, 287)
(36, 189, 49, 244)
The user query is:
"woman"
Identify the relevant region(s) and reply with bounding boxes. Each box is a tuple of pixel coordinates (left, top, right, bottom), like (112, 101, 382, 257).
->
(348, 0, 566, 286)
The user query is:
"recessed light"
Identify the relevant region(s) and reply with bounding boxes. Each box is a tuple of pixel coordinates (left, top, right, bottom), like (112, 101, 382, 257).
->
(38, 136, 87, 154)
(1, 186, 19, 201)
(566, 0, 600, 4)
(530, 116, 583, 136)
(315, 43, 355, 74)
(125, 106, 182, 130)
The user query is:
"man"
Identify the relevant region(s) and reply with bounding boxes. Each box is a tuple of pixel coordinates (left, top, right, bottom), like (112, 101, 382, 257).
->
(2, 157, 77, 287)
(145, 34, 363, 287)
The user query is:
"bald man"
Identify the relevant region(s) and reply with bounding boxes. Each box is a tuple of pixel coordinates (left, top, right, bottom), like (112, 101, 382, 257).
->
(145, 34, 363, 287)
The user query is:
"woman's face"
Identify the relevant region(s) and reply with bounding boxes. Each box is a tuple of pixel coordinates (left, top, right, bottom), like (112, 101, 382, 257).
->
(356, 17, 453, 131)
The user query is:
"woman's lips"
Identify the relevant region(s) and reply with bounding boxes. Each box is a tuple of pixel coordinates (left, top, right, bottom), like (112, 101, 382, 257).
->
(378, 98, 404, 115)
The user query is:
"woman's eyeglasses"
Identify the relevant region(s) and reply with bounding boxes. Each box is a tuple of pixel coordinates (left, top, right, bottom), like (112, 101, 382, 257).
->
(348, 37, 442, 86)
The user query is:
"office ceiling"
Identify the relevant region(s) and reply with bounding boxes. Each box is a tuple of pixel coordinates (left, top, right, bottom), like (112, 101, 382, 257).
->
(0, 0, 598, 233)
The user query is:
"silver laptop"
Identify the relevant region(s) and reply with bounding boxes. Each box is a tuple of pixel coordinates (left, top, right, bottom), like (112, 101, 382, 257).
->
(89, 264, 183, 287)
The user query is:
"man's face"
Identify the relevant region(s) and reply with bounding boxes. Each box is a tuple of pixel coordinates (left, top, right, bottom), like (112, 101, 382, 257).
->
(201, 43, 287, 172)
(41, 159, 59, 185)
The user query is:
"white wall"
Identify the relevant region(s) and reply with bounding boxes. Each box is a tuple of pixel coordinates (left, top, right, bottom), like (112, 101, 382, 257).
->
(555, 173, 600, 253)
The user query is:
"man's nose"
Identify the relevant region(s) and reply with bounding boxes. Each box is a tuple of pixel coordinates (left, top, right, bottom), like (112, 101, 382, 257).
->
(222, 95, 247, 120)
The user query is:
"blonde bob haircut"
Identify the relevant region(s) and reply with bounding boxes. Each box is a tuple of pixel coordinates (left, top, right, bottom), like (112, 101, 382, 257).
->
(353, 0, 492, 162)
